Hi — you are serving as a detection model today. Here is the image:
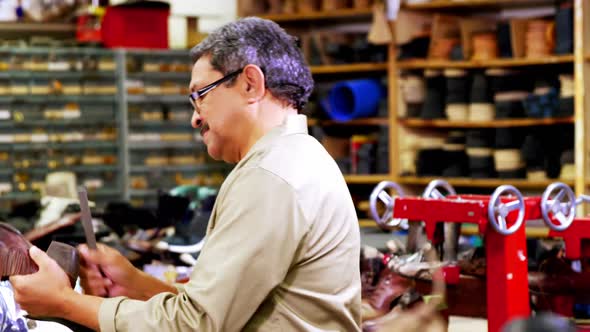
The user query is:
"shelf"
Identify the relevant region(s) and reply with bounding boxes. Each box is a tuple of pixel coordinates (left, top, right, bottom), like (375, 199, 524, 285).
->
(127, 95, 186, 103)
(15, 165, 119, 175)
(397, 176, 574, 189)
(127, 72, 189, 80)
(399, 117, 574, 128)
(4, 119, 116, 127)
(130, 164, 229, 173)
(0, 22, 75, 34)
(90, 188, 121, 197)
(0, 71, 116, 79)
(124, 49, 190, 57)
(128, 141, 197, 150)
(3, 141, 117, 151)
(310, 63, 388, 75)
(461, 224, 549, 238)
(129, 121, 189, 128)
(403, 0, 557, 10)
(344, 174, 391, 184)
(129, 189, 158, 197)
(0, 95, 116, 103)
(397, 55, 574, 69)
(309, 117, 389, 126)
(259, 8, 373, 22)
(359, 219, 378, 228)
(0, 191, 38, 201)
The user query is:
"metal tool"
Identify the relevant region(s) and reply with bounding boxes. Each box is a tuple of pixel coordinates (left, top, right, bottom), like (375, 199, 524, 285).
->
(77, 186, 97, 250)
(77, 186, 109, 296)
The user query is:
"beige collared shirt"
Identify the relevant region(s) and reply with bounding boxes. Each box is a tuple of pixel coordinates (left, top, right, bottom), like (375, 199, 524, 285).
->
(99, 114, 361, 331)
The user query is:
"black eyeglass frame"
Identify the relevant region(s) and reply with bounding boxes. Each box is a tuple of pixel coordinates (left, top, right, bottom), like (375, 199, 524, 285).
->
(189, 68, 244, 110)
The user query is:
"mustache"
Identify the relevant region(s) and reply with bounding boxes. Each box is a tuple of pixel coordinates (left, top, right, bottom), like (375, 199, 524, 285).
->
(200, 123, 210, 134)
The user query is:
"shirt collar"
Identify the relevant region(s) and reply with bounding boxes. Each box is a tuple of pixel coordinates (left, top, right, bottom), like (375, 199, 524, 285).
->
(240, 114, 308, 162)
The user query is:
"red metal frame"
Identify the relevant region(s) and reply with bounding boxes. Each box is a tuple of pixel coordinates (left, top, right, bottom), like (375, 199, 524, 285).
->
(548, 217, 590, 260)
(391, 194, 535, 332)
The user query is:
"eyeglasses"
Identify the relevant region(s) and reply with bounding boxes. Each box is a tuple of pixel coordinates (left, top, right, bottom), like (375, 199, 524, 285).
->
(189, 68, 244, 111)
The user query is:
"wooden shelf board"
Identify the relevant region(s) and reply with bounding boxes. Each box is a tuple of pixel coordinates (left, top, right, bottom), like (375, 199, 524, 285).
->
(398, 117, 574, 128)
(461, 224, 550, 238)
(310, 62, 387, 74)
(344, 174, 391, 184)
(0, 22, 75, 33)
(397, 176, 574, 189)
(403, 0, 557, 10)
(259, 8, 372, 22)
(309, 118, 389, 126)
(359, 219, 378, 228)
(397, 55, 574, 69)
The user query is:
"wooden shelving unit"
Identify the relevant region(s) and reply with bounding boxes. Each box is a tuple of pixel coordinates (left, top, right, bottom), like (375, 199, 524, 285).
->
(0, 22, 75, 33)
(399, 117, 574, 129)
(397, 176, 574, 189)
(358, 219, 378, 228)
(343, 174, 391, 184)
(310, 63, 388, 74)
(389, 1, 588, 207)
(397, 55, 574, 69)
(403, 0, 557, 10)
(309, 118, 389, 127)
(259, 8, 372, 22)
(461, 224, 550, 238)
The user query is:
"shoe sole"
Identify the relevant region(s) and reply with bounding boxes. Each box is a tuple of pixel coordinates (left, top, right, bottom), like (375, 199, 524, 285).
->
(155, 238, 205, 254)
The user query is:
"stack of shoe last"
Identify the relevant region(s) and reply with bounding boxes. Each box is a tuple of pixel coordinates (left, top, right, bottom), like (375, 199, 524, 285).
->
(400, 74, 425, 118)
(468, 71, 494, 122)
(420, 70, 446, 120)
(558, 74, 574, 117)
(466, 129, 496, 178)
(444, 69, 470, 121)
(521, 133, 547, 180)
(441, 131, 468, 177)
(415, 135, 446, 176)
(495, 127, 526, 179)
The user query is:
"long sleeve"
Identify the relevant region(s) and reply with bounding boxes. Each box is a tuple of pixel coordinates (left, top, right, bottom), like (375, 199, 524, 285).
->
(98, 167, 310, 332)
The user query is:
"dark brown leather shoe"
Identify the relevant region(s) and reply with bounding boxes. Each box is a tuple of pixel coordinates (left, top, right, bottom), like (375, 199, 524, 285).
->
(361, 256, 384, 300)
(0, 222, 37, 279)
(361, 268, 414, 320)
(1, 222, 80, 287)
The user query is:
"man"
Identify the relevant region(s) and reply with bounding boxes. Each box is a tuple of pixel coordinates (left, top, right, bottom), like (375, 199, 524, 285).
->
(10, 17, 361, 331)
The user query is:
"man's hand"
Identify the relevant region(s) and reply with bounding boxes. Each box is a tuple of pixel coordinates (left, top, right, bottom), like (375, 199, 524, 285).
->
(10, 246, 76, 318)
(79, 243, 177, 300)
(78, 243, 142, 298)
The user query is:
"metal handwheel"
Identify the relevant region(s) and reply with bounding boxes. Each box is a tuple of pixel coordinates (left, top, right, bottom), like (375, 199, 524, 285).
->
(487, 185, 525, 235)
(369, 181, 405, 230)
(540, 182, 577, 231)
(422, 179, 456, 199)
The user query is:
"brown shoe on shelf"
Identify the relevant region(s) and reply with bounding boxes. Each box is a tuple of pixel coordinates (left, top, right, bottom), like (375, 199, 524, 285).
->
(361, 268, 414, 320)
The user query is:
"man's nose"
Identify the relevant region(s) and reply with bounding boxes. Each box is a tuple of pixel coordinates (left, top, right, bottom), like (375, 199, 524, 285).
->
(191, 110, 202, 128)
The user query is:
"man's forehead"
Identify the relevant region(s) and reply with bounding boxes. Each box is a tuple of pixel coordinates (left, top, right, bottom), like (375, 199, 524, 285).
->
(190, 58, 216, 88)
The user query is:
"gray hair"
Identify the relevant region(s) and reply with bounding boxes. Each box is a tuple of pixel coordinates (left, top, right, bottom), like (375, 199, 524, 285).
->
(190, 17, 314, 112)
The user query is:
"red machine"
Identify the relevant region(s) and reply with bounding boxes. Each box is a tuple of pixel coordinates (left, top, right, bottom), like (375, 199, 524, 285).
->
(370, 180, 536, 332)
(370, 179, 590, 331)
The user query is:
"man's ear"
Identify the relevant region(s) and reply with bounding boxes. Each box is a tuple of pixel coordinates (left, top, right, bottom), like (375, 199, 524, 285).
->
(241, 64, 265, 103)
